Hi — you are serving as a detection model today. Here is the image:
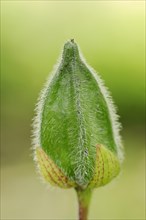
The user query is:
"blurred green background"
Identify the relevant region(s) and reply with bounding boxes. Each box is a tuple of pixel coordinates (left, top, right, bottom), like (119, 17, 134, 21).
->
(1, 1, 145, 220)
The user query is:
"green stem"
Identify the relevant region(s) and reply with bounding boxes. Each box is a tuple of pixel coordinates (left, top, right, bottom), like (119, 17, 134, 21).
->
(75, 188, 93, 220)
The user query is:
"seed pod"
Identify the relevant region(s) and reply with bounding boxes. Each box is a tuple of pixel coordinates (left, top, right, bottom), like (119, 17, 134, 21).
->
(33, 39, 123, 189)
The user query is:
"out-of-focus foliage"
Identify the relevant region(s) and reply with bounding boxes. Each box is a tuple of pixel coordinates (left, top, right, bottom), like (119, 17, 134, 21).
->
(1, 1, 145, 220)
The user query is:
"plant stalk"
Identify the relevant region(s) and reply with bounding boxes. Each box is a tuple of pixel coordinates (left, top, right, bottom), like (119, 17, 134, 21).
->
(76, 188, 93, 220)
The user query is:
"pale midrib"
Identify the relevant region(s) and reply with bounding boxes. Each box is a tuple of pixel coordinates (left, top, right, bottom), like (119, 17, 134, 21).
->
(71, 53, 88, 184)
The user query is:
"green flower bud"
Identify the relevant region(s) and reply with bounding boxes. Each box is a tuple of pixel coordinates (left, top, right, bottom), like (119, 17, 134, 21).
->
(33, 39, 123, 190)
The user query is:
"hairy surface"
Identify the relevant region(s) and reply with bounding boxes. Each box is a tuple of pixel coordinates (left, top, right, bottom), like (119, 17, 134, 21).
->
(32, 40, 123, 187)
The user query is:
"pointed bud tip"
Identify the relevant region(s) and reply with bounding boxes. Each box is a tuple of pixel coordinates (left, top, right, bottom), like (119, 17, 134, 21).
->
(64, 39, 77, 49)
(62, 39, 79, 60)
(70, 38, 75, 43)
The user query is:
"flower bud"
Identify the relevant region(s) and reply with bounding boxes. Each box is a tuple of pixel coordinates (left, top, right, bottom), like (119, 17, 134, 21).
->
(33, 40, 123, 189)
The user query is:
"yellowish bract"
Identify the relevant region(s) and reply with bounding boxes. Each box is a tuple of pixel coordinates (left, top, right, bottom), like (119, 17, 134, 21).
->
(36, 144, 120, 189)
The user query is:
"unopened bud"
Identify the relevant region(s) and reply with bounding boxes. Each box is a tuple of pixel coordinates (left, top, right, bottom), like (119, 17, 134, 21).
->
(33, 40, 123, 190)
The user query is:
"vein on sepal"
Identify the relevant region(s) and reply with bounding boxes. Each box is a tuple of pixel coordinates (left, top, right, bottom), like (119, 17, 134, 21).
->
(36, 147, 76, 188)
(88, 144, 121, 188)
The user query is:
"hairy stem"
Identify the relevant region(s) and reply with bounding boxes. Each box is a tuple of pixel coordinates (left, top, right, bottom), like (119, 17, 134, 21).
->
(76, 188, 92, 220)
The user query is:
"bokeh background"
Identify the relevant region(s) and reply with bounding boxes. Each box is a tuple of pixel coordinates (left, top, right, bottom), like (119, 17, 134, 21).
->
(1, 1, 145, 220)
